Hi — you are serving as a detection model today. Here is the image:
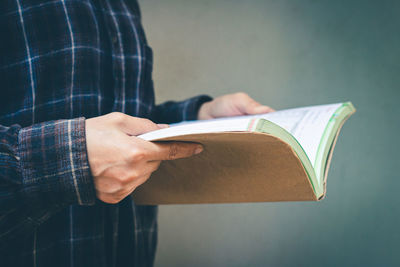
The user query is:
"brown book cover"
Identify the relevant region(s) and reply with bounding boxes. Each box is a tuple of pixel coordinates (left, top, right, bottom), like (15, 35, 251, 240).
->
(132, 132, 317, 204)
(132, 102, 355, 205)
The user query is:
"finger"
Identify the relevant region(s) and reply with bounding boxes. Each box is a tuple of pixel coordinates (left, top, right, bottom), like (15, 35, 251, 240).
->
(234, 95, 274, 114)
(157, 124, 169, 129)
(143, 160, 162, 174)
(123, 160, 161, 190)
(124, 172, 153, 196)
(149, 142, 203, 161)
(246, 104, 275, 114)
(114, 113, 163, 136)
(234, 93, 260, 114)
(129, 160, 162, 179)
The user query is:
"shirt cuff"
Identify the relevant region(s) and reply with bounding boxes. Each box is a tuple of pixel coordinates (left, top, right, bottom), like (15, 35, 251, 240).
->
(182, 95, 213, 121)
(152, 95, 213, 124)
(17, 118, 96, 206)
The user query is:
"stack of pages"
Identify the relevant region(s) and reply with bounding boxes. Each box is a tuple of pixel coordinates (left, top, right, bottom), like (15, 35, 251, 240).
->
(133, 102, 355, 204)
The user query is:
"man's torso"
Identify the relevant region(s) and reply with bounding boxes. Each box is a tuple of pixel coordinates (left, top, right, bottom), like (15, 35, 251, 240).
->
(1, 1, 157, 266)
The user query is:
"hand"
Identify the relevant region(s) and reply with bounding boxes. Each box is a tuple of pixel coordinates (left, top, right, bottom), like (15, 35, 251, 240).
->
(85, 112, 203, 204)
(197, 92, 274, 120)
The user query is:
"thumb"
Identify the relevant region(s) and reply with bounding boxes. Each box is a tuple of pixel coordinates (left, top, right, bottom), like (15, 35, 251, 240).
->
(151, 142, 204, 161)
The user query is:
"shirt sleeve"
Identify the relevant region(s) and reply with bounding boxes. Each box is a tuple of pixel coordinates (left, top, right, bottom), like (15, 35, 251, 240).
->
(151, 95, 213, 124)
(0, 118, 96, 246)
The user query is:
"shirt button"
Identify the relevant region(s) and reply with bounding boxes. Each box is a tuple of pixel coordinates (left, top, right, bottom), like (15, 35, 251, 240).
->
(112, 36, 118, 44)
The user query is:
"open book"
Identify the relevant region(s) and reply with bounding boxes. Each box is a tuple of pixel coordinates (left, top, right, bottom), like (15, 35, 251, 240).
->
(133, 102, 356, 204)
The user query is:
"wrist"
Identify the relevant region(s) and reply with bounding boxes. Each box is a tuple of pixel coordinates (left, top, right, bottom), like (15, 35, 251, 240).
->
(197, 101, 213, 120)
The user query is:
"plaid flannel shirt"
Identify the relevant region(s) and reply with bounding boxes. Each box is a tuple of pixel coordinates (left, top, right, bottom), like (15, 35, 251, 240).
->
(0, 0, 212, 266)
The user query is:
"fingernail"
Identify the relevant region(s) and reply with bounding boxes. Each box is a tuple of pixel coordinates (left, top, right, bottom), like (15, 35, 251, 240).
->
(194, 146, 203, 154)
(157, 124, 169, 129)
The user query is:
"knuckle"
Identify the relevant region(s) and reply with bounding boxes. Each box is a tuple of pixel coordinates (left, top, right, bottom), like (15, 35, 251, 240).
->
(128, 149, 146, 162)
(121, 171, 139, 184)
(110, 170, 130, 186)
(114, 174, 126, 184)
(136, 117, 151, 126)
(98, 191, 122, 204)
(235, 92, 247, 98)
(109, 112, 126, 123)
(113, 176, 126, 189)
(129, 169, 141, 180)
(139, 118, 158, 130)
(108, 197, 121, 204)
(115, 189, 129, 199)
(139, 118, 152, 124)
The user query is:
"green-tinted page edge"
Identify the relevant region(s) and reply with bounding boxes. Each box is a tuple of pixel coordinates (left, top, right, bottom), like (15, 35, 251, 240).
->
(251, 102, 356, 199)
(252, 119, 321, 198)
(314, 102, 356, 194)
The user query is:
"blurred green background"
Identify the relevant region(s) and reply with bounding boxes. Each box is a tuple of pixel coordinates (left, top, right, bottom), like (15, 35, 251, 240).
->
(140, 0, 400, 266)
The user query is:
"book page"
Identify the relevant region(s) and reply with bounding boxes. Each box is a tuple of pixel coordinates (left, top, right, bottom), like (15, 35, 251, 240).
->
(138, 116, 251, 141)
(251, 103, 342, 166)
(139, 103, 343, 167)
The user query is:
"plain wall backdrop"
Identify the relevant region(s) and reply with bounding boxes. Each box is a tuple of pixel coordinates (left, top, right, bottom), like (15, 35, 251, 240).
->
(140, 0, 400, 266)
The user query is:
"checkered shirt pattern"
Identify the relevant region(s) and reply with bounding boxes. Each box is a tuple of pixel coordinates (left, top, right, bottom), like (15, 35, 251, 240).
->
(0, 0, 212, 266)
